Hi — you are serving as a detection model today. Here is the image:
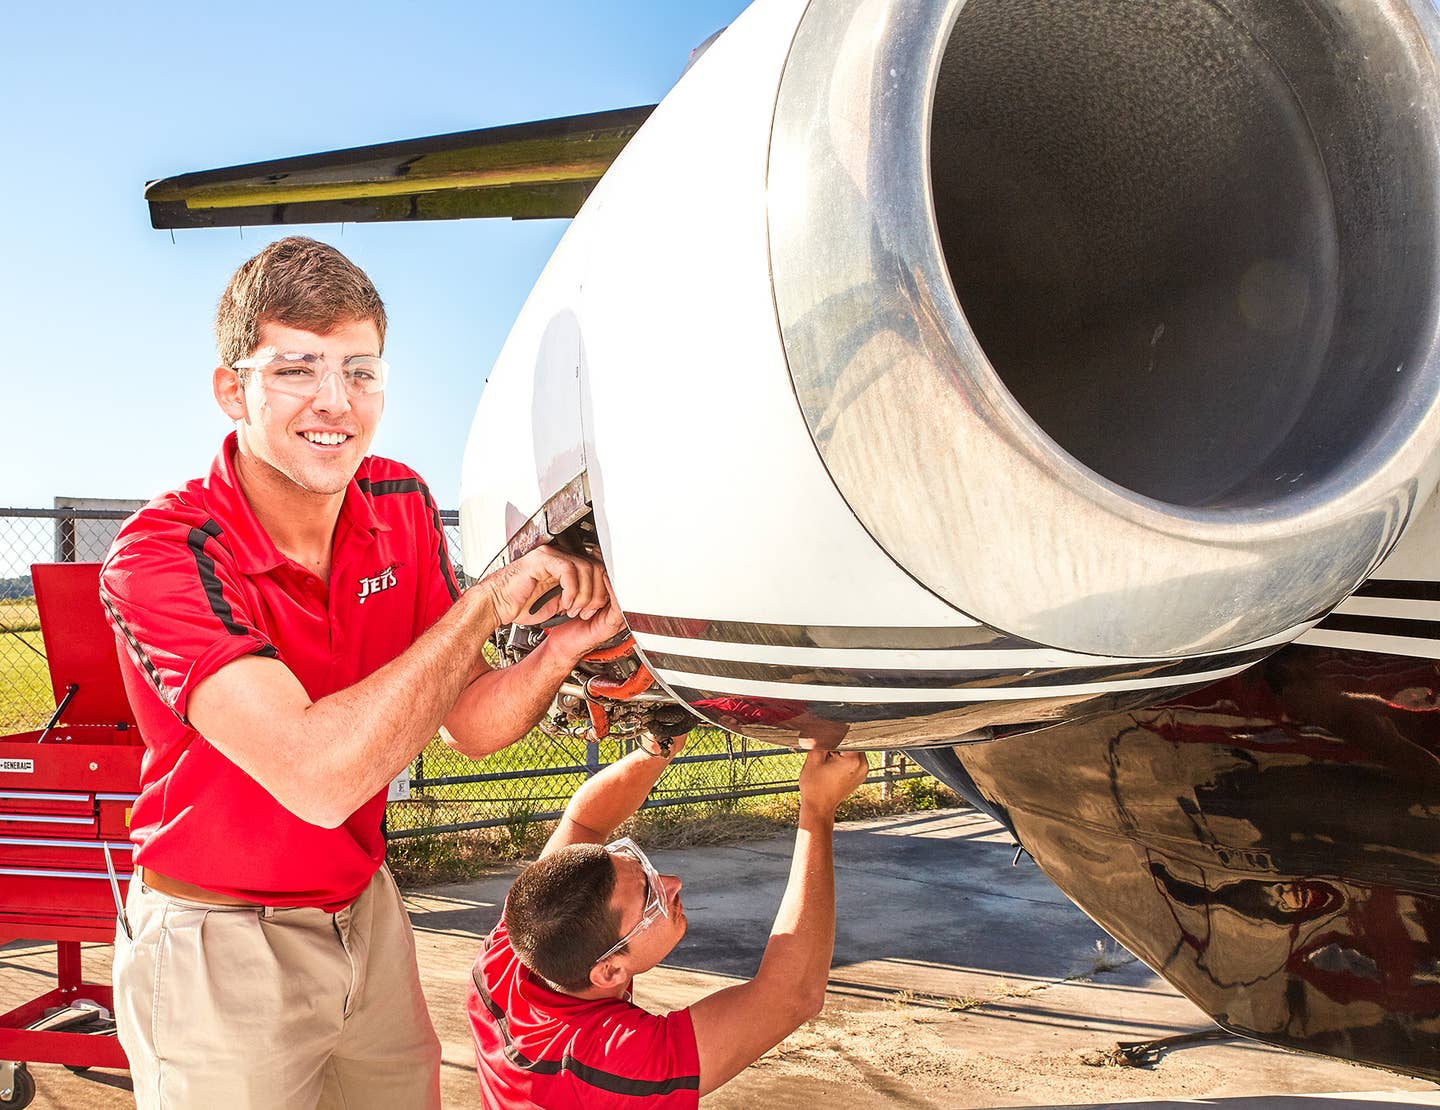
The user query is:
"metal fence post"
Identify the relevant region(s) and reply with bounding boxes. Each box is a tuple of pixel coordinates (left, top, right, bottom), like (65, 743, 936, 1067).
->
(586, 739, 601, 778)
(882, 750, 894, 802)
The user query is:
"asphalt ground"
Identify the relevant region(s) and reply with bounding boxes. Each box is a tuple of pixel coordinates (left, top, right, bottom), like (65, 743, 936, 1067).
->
(3, 808, 1437, 1108)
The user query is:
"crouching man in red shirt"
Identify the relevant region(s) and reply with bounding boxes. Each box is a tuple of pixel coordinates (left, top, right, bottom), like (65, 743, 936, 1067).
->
(469, 736, 869, 1108)
(101, 237, 625, 1110)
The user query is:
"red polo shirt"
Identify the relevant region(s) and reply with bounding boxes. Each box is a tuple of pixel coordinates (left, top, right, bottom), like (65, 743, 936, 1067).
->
(468, 919, 701, 1109)
(99, 433, 460, 910)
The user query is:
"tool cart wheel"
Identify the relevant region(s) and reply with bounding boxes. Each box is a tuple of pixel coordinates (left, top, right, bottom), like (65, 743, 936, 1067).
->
(0, 1064, 34, 1108)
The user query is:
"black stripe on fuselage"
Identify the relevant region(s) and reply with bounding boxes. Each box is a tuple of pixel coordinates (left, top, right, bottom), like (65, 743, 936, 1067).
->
(1352, 578, 1440, 602)
(642, 645, 1273, 691)
(1316, 612, 1440, 641)
(624, 611, 1040, 651)
(472, 970, 699, 1097)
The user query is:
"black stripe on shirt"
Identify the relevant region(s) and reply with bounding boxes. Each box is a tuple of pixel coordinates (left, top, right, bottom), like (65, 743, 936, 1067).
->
(473, 970, 700, 1097)
(416, 479, 461, 602)
(359, 475, 461, 601)
(358, 477, 422, 497)
(101, 592, 178, 715)
(104, 562, 277, 723)
(187, 520, 250, 637)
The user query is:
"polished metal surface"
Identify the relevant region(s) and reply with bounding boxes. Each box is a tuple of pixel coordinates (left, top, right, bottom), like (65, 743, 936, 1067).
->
(633, 607, 1299, 749)
(769, 0, 1440, 658)
(924, 644, 1440, 1079)
(676, 684, 1159, 749)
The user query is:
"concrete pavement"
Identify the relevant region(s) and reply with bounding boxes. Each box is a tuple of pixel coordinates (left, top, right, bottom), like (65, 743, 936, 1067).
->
(3, 808, 1436, 1107)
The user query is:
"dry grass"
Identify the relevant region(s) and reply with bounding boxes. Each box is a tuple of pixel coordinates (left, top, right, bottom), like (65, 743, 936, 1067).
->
(1064, 939, 1137, 984)
(0, 598, 40, 633)
(993, 977, 1047, 1000)
(886, 988, 985, 1014)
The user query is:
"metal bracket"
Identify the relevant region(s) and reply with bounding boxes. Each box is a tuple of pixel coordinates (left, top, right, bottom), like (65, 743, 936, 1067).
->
(499, 471, 593, 570)
(35, 683, 78, 744)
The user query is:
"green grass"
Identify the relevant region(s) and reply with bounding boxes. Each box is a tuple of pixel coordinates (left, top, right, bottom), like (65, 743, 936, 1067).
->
(0, 596, 51, 733)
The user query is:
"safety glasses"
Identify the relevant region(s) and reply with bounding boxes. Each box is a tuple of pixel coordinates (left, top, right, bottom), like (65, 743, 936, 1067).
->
(593, 837, 669, 965)
(232, 348, 389, 398)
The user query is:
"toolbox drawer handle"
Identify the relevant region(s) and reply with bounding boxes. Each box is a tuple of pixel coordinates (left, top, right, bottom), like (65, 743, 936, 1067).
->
(0, 867, 122, 880)
(96, 793, 140, 802)
(0, 791, 91, 803)
(0, 836, 133, 850)
(0, 814, 94, 825)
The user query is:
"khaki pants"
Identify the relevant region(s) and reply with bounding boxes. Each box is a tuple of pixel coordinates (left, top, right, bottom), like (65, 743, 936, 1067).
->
(114, 865, 441, 1110)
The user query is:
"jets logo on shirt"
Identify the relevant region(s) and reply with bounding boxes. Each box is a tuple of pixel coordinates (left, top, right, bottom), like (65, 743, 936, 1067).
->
(357, 563, 402, 604)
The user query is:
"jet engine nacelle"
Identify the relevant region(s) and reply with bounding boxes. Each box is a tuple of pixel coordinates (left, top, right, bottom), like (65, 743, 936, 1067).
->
(460, 0, 1440, 749)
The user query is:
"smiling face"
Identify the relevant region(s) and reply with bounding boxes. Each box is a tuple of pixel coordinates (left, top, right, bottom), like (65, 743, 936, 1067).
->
(215, 318, 384, 501)
(604, 853, 687, 976)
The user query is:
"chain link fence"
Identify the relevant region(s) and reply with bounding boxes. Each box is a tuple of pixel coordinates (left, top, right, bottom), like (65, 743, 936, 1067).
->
(0, 504, 142, 735)
(1, 505, 926, 840)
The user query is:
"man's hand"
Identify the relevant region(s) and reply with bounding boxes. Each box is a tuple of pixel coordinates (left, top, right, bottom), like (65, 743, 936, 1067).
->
(798, 750, 869, 816)
(480, 547, 608, 627)
(441, 557, 624, 759)
(637, 727, 689, 758)
(542, 588, 629, 664)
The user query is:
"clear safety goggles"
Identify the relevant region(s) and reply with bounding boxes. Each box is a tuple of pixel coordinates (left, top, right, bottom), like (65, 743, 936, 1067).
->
(231, 348, 389, 398)
(593, 837, 669, 965)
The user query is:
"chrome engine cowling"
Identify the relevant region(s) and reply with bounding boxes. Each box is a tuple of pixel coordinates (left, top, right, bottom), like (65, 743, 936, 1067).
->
(771, 0, 1440, 659)
(464, 0, 1440, 748)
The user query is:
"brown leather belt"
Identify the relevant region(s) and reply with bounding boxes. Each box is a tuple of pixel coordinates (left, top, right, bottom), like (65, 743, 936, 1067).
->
(139, 867, 264, 908)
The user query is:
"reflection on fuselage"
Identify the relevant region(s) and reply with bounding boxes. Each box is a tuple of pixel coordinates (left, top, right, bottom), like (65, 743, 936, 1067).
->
(935, 644, 1440, 1079)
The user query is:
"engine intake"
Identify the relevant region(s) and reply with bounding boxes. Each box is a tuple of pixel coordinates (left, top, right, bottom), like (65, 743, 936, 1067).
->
(771, 0, 1440, 658)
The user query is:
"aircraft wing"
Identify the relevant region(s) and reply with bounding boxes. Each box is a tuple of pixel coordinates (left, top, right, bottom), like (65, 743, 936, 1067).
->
(144, 105, 655, 229)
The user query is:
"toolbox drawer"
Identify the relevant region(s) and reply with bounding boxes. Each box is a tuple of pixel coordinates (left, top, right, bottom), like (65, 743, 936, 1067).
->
(96, 792, 137, 838)
(0, 739, 143, 795)
(0, 869, 130, 932)
(0, 837, 133, 873)
(0, 790, 94, 818)
(0, 812, 98, 838)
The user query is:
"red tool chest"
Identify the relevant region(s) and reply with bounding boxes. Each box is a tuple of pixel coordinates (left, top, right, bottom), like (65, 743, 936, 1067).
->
(0, 562, 143, 1105)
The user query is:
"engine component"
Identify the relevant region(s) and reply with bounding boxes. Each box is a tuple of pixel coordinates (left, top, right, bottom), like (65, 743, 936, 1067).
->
(459, 0, 1440, 751)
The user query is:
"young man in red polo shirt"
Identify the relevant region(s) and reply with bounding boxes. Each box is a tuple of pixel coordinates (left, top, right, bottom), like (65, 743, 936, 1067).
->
(100, 237, 624, 1110)
(469, 734, 869, 1108)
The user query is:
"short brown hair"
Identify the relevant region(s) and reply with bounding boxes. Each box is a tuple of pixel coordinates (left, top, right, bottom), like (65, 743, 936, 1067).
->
(505, 845, 622, 992)
(215, 236, 387, 366)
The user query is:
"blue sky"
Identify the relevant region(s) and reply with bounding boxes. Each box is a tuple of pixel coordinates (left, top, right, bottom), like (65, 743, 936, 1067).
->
(1, 0, 745, 510)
